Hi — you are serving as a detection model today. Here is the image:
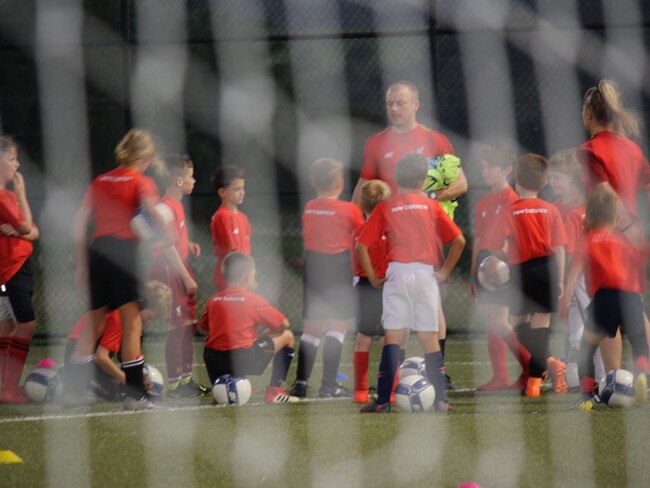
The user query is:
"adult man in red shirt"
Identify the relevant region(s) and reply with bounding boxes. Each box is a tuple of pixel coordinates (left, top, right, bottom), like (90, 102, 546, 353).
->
(352, 81, 468, 388)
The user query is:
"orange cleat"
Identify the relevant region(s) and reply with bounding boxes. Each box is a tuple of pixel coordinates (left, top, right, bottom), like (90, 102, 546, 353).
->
(547, 357, 568, 394)
(353, 390, 369, 404)
(524, 377, 542, 398)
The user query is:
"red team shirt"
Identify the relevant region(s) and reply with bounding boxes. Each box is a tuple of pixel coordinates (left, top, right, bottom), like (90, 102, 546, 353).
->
(577, 130, 650, 217)
(0, 189, 34, 284)
(474, 186, 518, 251)
(563, 206, 586, 255)
(553, 200, 582, 223)
(358, 193, 461, 268)
(492, 197, 568, 265)
(201, 287, 286, 351)
(302, 199, 364, 254)
(160, 197, 189, 262)
(82, 166, 159, 239)
(573, 229, 644, 296)
(68, 311, 122, 353)
(211, 205, 251, 290)
(360, 124, 454, 195)
(351, 223, 388, 278)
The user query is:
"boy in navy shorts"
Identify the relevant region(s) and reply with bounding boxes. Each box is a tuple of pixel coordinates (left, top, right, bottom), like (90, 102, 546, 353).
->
(289, 158, 364, 398)
(357, 153, 465, 413)
(490, 153, 568, 398)
(201, 253, 299, 403)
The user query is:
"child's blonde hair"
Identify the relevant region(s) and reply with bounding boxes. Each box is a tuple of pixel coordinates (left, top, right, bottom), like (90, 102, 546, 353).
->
(115, 129, 164, 175)
(515, 153, 548, 192)
(360, 180, 391, 215)
(310, 158, 343, 193)
(143, 280, 172, 323)
(585, 185, 618, 231)
(584, 80, 640, 138)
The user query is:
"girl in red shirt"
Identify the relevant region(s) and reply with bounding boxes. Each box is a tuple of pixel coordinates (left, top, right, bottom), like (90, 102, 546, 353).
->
(64, 129, 169, 410)
(561, 187, 649, 410)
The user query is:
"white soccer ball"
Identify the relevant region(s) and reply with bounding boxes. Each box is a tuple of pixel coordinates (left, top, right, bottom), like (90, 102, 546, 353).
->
(598, 369, 635, 407)
(213, 375, 252, 405)
(143, 364, 164, 397)
(395, 374, 436, 412)
(399, 356, 427, 378)
(24, 367, 62, 403)
(477, 256, 510, 291)
(130, 202, 174, 240)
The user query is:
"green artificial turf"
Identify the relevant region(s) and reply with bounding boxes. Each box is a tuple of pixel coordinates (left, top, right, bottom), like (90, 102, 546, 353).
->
(2, 337, 650, 488)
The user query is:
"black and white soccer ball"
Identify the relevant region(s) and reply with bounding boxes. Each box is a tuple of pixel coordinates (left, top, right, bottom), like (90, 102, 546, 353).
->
(213, 374, 252, 405)
(24, 367, 62, 403)
(143, 364, 164, 397)
(395, 374, 436, 412)
(598, 369, 635, 407)
(477, 256, 510, 291)
(399, 356, 427, 378)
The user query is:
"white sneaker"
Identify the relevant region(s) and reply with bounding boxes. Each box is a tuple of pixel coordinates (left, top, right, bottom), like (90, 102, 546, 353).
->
(124, 395, 156, 411)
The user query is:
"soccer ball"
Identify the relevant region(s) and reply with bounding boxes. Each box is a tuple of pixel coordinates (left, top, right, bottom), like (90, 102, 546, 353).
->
(477, 256, 510, 291)
(399, 356, 427, 378)
(213, 375, 252, 405)
(24, 367, 62, 403)
(599, 369, 635, 407)
(395, 374, 436, 412)
(143, 364, 164, 397)
(130, 202, 174, 240)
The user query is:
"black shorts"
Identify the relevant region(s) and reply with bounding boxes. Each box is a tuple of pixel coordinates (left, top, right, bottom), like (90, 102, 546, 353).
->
(588, 289, 644, 338)
(476, 249, 510, 306)
(303, 251, 355, 320)
(89, 237, 140, 311)
(4, 259, 35, 323)
(509, 255, 558, 316)
(355, 277, 384, 337)
(203, 336, 275, 385)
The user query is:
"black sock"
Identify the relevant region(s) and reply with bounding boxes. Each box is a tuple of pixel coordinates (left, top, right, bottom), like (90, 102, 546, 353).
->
(377, 344, 400, 405)
(439, 338, 446, 360)
(321, 336, 343, 387)
(296, 339, 318, 382)
(121, 357, 145, 398)
(577, 339, 598, 384)
(528, 328, 550, 378)
(400, 348, 406, 364)
(270, 347, 294, 387)
(425, 351, 446, 403)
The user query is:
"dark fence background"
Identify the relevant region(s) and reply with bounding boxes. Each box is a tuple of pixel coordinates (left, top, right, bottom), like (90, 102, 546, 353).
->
(1, 0, 650, 336)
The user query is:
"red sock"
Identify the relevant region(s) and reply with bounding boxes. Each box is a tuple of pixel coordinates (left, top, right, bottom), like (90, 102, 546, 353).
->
(0, 336, 10, 389)
(580, 376, 596, 395)
(487, 330, 509, 383)
(353, 351, 369, 392)
(181, 324, 197, 377)
(505, 330, 531, 372)
(634, 355, 649, 374)
(165, 328, 184, 382)
(4, 336, 30, 391)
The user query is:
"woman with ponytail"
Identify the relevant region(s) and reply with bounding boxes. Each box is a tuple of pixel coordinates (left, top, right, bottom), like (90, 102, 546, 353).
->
(577, 80, 650, 375)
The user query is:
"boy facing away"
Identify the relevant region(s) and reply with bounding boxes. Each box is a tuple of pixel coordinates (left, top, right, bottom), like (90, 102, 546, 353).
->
(210, 166, 251, 291)
(356, 153, 465, 413)
(201, 253, 299, 403)
(289, 158, 364, 399)
(490, 153, 568, 398)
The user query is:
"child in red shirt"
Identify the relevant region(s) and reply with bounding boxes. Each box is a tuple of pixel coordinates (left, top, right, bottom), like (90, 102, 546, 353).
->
(289, 158, 364, 399)
(351, 179, 391, 403)
(0, 136, 39, 403)
(561, 186, 649, 410)
(149, 155, 208, 398)
(490, 153, 569, 398)
(470, 142, 530, 391)
(357, 153, 465, 413)
(210, 166, 251, 291)
(201, 253, 298, 403)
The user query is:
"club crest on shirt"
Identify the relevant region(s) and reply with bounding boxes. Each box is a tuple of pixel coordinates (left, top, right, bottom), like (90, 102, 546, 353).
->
(383, 152, 393, 159)
(233, 228, 239, 235)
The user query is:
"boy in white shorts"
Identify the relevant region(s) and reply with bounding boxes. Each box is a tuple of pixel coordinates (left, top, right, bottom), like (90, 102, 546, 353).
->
(356, 153, 466, 413)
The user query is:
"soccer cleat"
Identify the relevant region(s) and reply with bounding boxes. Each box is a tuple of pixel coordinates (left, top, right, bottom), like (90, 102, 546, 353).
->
(548, 358, 568, 394)
(524, 377, 542, 398)
(265, 386, 301, 403)
(318, 382, 352, 398)
(124, 395, 156, 411)
(353, 390, 369, 404)
(289, 380, 308, 398)
(179, 378, 212, 398)
(166, 383, 182, 399)
(633, 373, 648, 403)
(0, 386, 30, 404)
(359, 400, 390, 413)
(90, 379, 124, 402)
(433, 400, 453, 412)
(477, 377, 510, 391)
